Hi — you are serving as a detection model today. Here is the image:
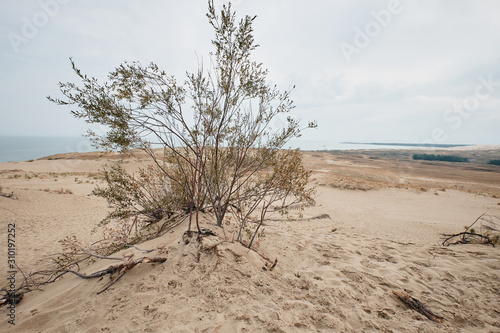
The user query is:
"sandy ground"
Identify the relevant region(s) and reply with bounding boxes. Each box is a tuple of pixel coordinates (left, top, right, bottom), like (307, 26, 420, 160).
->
(1, 147, 500, 332)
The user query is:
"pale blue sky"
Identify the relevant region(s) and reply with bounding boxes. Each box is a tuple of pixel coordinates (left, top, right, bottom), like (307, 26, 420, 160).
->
(1, 0, 499, 146)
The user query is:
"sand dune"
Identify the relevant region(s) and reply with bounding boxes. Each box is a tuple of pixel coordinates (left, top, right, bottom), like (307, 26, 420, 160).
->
(1, 148, 499, 332)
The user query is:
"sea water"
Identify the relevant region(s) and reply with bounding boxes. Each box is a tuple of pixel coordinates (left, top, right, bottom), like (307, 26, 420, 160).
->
(0, 136, 97, 163)
(0, 136, 469, 163)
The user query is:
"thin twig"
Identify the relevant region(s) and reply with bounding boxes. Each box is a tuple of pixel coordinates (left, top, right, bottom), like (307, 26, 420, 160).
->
(97, 270, 127, 294)
(463, 213, 486, 237)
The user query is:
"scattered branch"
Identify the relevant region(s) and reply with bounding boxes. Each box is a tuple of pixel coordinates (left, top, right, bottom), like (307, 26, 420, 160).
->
(392, 290, 444, 323)
(0, 256, 167, 307)
(66, 257, 167, 294)
(442, 213, 499, 247)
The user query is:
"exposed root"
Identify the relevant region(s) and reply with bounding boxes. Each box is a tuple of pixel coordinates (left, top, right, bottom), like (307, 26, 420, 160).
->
(0, 256, 167, 306)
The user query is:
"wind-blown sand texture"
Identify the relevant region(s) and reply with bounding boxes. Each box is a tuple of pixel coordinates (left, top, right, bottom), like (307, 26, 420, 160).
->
(1, 147, 499, 332)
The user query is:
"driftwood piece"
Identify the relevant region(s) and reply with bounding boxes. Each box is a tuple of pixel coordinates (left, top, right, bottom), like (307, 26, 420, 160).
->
(392, 290, 444, 323)
(67, 257, 167, 294)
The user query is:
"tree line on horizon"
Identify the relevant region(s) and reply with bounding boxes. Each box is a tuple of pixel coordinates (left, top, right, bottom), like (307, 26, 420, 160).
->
(412, 153, 470, 163)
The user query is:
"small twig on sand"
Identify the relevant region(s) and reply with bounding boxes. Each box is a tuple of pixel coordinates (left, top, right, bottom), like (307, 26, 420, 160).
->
(464, 213, 485, 234)
(392, 290, 444, 323)
(442, 232, 495, 247)
(263, 258, 278, 271)
(441, 213, 497, 247)
(0, 191, 18, 199)
(97, 271, 127, 294)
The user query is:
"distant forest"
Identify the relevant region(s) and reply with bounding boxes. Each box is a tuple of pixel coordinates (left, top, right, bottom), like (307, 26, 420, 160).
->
(412, 154, 470, 163)
(488, 159, 500, 166)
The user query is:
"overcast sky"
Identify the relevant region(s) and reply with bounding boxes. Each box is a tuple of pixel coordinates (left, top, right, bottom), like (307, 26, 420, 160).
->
(1, 0, 499, 147)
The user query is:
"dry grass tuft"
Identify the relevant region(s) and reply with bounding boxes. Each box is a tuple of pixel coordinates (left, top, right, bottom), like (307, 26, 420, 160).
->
(326, 175, 385, 191)
(55, 188, 73, 195)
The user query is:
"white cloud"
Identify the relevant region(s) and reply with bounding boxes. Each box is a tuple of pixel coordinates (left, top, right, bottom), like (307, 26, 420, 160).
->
(0, 0, 499, 144)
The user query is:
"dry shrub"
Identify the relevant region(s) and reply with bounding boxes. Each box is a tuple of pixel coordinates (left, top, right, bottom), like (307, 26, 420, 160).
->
(45, 2, 318, 260)
(92, 162, 190, 226)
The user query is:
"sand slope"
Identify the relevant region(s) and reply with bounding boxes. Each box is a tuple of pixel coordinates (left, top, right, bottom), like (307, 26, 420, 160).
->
(1, 149, 500, 332)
